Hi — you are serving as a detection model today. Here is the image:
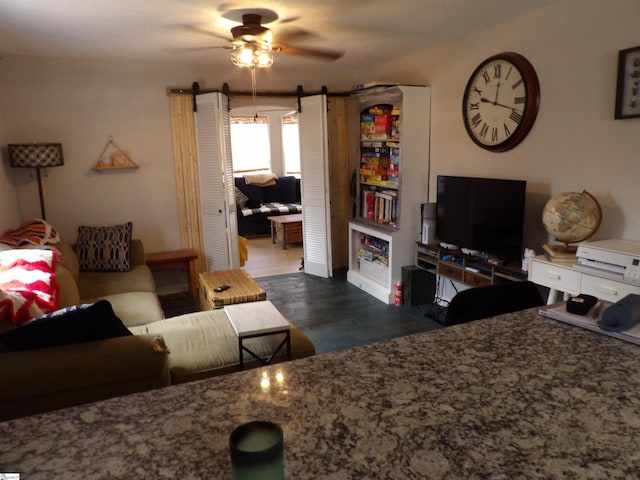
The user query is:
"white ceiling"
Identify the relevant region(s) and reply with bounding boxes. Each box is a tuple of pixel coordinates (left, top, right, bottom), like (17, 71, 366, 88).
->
(0, 0, 558, 68)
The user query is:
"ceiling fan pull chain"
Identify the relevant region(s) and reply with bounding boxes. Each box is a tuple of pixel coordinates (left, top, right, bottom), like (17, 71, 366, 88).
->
(251, 65, 258, 121)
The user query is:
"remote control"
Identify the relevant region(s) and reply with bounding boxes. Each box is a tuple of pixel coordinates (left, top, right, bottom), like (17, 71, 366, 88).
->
(214, 284, 230, 292)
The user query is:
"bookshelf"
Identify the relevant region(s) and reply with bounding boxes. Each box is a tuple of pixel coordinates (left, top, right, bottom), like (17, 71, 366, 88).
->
(348, 222, 392, 303)
(347, 85, 430, 303)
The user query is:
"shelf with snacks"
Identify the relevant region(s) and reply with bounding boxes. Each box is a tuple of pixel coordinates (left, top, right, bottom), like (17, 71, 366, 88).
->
(348, 85, 431, 303)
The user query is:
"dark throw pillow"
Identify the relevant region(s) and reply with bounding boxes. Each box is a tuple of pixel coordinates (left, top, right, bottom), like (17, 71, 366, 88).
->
(0, 300, 132, 351)
(76, 222, 132, 272)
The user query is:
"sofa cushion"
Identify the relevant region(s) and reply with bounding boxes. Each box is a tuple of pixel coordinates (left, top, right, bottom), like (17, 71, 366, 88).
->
(263, 176, 298, 203)
(130, 309, 316, 383)
(55, 263, 80, 308)
(0, 300, 131, 351)
(234, 177, 264, 204)
(77, 264, 155, 299)
(0, 334, 170, 420)
(0, 248, 59, 325)
(76, 222, 133, 272)
(88, 291, 164, 328)
(55, 240, 80, 282)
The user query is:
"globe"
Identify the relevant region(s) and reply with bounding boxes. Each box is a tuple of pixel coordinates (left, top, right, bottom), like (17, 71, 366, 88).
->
(542, 190, 602, 250)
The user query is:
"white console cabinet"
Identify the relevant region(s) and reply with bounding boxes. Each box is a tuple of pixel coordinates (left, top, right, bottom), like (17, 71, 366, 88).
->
(529, 256, 640, 304)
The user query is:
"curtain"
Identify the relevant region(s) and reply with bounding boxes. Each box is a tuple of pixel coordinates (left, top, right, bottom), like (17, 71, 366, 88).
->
(167, 93, 207, 275)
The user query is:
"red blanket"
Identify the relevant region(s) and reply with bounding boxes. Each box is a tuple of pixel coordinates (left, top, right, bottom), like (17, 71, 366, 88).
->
(0, 218, 60, 248)
(0, 249, 59, 325)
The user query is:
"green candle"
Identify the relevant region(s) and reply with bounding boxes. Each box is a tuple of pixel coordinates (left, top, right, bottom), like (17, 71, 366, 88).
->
(229, 421, 284, 480)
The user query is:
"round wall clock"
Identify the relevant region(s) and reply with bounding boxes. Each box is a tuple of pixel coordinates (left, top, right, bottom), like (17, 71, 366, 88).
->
(462, 52, 540, 152)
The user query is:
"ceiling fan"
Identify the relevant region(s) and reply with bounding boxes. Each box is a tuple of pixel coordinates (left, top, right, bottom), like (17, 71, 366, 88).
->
(174, 9, 344, 67)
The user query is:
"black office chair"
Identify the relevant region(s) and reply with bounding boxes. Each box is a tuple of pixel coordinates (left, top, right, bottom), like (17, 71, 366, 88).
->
(444, 281, 544, 326)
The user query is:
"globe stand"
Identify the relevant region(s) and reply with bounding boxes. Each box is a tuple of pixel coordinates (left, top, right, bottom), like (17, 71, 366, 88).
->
(543, 243, 577, 260)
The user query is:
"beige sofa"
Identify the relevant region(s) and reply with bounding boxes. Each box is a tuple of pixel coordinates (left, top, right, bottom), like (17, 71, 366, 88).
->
(0, 239, 170, 420)
(0, 238, 315, 420)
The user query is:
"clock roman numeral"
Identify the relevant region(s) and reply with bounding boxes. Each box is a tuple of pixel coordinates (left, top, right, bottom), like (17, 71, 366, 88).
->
(505, 65, 513, 81)
(471, 113, 482, 128)
(482, 70, 491, 84)
(504, 123, 512, 137)
(493, 64, 501, 79)
(514, 96, 526, 104)
(469, 102, 480, 110)
(473, 86, 483, 96)
(511, 79, 523, 90)
(491, 127, 499, 142)
(510, 110, 523, 124)
(479, 123, 489, 139)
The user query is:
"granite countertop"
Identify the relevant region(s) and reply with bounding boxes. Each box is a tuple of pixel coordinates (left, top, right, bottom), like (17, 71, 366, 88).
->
(2, 308, 640, 479)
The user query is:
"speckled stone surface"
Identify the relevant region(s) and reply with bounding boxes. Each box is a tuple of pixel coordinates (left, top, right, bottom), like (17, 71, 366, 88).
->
(3, 308, 640, 479)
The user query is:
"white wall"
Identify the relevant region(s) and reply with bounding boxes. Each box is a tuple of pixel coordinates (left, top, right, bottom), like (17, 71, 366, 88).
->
(1, 0, 638, 254)
(0, 100, 21, 232)
(370, 0, 640, 251)
(0, 57, 362, 250)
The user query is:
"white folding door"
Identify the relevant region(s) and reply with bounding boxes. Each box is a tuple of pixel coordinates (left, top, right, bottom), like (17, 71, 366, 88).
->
(194, 92, 331, 278)
(194, 92, 240, 271)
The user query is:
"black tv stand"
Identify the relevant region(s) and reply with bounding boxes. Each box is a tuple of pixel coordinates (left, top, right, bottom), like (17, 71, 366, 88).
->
(415, 242, 527, 288)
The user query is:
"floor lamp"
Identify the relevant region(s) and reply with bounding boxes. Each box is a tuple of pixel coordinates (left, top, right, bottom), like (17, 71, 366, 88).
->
(8, 143, 64, 221)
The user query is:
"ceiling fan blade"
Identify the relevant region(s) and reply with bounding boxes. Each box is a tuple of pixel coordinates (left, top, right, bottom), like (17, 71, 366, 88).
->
(177, 24, 232, 42)
(164, 45, 231, 54)
(275, 27, 317, 44)
(274, 43, 344, 61)
(277, 15, 301, 24)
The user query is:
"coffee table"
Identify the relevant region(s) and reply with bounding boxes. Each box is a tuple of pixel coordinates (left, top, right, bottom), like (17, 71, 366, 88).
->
(224, 300, 291, 370)
(267, 213, 303, 249)
(199, 269, 266, 310)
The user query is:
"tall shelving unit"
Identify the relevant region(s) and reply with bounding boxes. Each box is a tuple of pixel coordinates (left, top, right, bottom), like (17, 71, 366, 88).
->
(347, 85, 431, 304)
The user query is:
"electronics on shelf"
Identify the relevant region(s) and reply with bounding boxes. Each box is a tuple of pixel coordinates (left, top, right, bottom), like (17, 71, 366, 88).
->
(575, 238, 640, 283)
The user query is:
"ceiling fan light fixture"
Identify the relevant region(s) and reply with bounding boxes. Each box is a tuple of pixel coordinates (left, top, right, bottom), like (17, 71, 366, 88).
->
(230, 43, 273, 68)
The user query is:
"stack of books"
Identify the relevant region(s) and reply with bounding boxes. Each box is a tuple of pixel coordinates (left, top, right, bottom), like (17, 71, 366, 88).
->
(542, 243, 578, 264)
(362, 189, 398, 225)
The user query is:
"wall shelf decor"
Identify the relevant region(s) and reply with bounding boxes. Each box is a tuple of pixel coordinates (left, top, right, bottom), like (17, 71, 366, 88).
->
(93, 136, 139, 172)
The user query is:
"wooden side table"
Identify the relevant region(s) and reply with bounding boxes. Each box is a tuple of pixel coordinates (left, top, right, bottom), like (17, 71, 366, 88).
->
(145, 249, 199, 299)
(267, 213, 303, 249)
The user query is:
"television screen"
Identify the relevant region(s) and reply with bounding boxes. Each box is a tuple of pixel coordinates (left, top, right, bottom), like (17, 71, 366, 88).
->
(436, 175, 526, 262)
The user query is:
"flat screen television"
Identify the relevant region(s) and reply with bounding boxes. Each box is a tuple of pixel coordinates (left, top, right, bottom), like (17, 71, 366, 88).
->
(436, 175, 526, 263)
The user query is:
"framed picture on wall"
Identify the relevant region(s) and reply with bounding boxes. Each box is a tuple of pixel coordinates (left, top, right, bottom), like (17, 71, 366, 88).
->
(615, 45, 640, 119)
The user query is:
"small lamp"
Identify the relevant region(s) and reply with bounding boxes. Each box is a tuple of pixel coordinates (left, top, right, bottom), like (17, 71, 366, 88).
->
(8, 143, 64, 220)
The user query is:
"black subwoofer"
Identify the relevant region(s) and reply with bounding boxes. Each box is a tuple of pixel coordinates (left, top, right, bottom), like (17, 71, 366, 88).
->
(401, 265, 435, 307)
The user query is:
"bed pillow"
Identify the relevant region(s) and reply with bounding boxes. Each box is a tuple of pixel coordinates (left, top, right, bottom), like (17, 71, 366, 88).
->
(0, 300, 131, 351)
(76, 222, 132, 272)
(0, 248, 59, 326)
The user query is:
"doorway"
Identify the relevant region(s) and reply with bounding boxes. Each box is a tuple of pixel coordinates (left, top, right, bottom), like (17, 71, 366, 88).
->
(230, 98, 304, 278)
(242, 236, 303, 278)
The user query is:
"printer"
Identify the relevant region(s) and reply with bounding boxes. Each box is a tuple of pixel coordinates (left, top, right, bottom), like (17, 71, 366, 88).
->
(576, 239, 640, 283)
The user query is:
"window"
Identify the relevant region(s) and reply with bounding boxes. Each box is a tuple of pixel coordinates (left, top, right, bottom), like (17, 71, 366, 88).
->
(230, 116, 271, 174)
(282, 115, 300, 177)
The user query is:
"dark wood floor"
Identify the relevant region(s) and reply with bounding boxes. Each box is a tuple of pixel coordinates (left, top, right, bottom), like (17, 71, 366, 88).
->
(160, 269, 444, 354)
